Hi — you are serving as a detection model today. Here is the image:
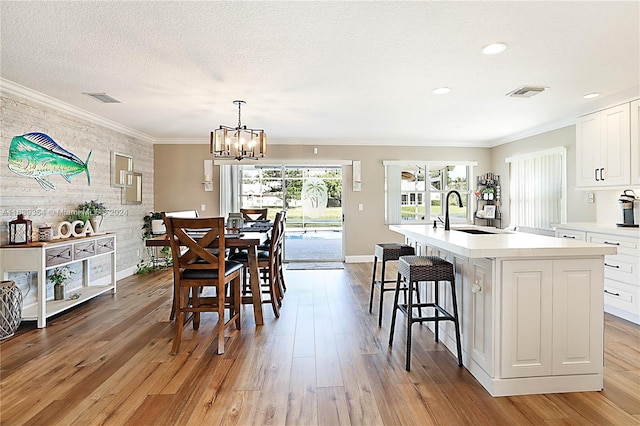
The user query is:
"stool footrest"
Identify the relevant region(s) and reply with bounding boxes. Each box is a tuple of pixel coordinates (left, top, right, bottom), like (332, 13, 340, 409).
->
(397, 303, 455, 322)
(374, 279, 408, 290)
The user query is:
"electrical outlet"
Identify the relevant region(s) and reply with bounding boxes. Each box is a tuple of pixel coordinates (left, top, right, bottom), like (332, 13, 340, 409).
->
(588, 193, 595, 203)
(359, 203, 364, 211)
(136, 249, 140, 257)
(201, 204, 206, 211)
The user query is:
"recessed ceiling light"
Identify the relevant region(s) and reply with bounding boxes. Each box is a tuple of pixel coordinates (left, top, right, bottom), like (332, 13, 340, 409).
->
(432, 87, 451, 95)
(482, 43, 507, 55)
(583, 92, 600, 99)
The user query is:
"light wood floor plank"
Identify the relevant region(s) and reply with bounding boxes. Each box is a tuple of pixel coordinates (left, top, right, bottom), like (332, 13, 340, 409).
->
(1, 266, 638, 425)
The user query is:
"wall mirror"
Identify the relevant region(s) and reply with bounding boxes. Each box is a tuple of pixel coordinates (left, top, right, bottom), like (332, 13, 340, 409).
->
(112, 151, 134, 187)
(122, 172, 142, 204)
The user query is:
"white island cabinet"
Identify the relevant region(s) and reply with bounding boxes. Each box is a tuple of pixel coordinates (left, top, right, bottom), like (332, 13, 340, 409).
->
(390, 224, 615, 397)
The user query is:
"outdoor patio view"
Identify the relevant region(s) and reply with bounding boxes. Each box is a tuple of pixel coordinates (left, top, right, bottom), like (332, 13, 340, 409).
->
(240, 165, 343, 261)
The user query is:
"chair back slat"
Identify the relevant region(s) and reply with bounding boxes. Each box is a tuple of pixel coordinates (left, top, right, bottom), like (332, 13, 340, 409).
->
(240, 208, 268, 221)
(164, 217, 225, 273)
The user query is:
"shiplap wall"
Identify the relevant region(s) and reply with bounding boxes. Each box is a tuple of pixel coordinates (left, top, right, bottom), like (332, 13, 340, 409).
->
(1, 92, 154, 301)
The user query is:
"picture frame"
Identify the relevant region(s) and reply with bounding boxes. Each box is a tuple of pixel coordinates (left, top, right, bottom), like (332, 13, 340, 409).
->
(111, 151, 134, 188)
(484, 205, 496, 219)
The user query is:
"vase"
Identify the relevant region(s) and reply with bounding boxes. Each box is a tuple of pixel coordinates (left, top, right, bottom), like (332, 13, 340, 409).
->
(0, 280, 23, 339)
(54, 283, 65, 300)
(90, 215, 103, 233)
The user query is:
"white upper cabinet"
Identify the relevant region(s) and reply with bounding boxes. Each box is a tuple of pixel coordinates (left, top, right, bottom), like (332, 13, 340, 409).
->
(576, 103, 631, 188)
(631, 99, 639, 185)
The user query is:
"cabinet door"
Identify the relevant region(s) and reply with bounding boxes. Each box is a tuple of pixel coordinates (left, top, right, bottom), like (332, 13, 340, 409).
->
(600, 103, 631, 186)
(576, 112, 601, 188)
(468, 258, 493, 375)
(501, 260, 553, 378)
(631, 99, 639, 185)
(552, 259, 603, 375)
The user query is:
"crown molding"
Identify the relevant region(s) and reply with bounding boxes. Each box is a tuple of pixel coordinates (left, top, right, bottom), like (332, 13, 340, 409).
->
(0, 78, 155, 143)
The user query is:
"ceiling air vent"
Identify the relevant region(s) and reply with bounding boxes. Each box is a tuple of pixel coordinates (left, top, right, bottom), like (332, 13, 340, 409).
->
(83, 92, 121, 103)
(506, 86, 547, 98)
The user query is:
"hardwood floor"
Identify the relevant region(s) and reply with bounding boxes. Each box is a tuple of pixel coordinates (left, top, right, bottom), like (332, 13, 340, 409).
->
(1, 263, 639, 425)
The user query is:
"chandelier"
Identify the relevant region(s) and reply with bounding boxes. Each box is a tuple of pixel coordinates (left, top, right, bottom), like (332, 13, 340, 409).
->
(210, 100, 267, 160)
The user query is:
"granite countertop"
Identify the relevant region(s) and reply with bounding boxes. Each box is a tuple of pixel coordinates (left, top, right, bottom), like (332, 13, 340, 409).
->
(390, 224, 618, 259)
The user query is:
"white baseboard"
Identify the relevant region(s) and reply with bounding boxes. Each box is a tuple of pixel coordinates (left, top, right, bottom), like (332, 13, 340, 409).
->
(116, 266, 136, 281)
(345, 255, 373, 263)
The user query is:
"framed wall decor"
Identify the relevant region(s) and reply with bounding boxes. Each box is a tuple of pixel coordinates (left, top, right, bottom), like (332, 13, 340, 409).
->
(484, 205, 496, 219)
(112, 151, 134, 187)
(122, 172, 142, 204)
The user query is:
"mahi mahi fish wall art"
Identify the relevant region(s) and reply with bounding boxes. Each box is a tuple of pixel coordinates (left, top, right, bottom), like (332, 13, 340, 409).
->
(8, 132, 92, 190)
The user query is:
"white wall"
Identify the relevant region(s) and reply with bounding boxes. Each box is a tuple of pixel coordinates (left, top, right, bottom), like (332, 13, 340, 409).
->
(490, 125, 597, 226)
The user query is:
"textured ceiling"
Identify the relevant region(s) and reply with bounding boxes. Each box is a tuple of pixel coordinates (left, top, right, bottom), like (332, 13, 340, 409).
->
(1, 1, 638, 147)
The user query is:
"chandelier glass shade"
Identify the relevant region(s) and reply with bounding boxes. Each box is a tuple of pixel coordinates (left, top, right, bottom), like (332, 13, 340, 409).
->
(210, 100, 266, 160)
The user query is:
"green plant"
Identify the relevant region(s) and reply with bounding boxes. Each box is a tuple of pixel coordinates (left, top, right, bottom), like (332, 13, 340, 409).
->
(77, 199, 107, 216)
(137, 213, 172, 274)
(65, 210, 91, 224)
(50, 266, 74, 285)
(142, 212, 163, 239)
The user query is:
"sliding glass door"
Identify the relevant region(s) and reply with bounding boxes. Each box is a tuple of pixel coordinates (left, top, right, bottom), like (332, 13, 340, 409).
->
(239, 165, 343, 262)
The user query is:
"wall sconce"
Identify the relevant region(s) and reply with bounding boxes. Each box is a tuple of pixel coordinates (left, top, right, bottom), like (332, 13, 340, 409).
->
(352, 160, 362, 192)
(203, 159, 213, 192)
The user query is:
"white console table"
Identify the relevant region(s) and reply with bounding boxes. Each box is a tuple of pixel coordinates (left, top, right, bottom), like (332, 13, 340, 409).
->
(0, 233, 116, 328)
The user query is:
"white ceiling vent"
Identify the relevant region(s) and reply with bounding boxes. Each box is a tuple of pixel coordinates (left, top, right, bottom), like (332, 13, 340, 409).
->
(83, 92, 121, 103)
(506, 86, 547, 98)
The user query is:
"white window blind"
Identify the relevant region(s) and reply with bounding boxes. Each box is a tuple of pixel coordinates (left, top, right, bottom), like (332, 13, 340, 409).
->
(219, 164, 239, 218)
(506, 147, 566, 230)
(385, 164, 402, 224)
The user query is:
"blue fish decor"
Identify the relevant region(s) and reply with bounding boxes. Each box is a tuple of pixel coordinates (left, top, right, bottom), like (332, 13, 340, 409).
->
(8, 132, 91, 190)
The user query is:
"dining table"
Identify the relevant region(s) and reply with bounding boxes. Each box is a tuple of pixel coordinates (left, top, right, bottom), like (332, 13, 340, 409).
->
(145, 229, 269, 325)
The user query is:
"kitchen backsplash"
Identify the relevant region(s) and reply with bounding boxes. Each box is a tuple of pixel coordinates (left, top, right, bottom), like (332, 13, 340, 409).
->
(596, 188, 640, 225)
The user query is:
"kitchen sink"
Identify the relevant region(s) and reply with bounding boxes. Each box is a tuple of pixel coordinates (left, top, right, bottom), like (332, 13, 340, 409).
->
(455, 228, 497, 235)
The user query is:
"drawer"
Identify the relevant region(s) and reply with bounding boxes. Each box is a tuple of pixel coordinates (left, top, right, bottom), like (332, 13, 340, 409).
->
(96, 236, 115, 254)
(604, 253, 639, 284)
(74, 241, 96, 260)
(555, 229, 586, 241)
(587, 232, 639, 257)
(604, 279, 640, 315)
(46, 244, 73, 267)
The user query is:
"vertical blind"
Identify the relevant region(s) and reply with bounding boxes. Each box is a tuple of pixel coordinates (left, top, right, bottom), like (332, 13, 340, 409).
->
(219, 164, 239, 218)
(506, 147, 566, 230)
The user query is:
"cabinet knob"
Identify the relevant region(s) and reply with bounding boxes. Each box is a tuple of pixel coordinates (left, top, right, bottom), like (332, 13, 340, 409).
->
(472, 283, 482, 293)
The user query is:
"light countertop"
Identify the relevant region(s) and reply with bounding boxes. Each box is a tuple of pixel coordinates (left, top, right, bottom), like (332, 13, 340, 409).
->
(554, 222, 640, 237)
(390, 224, 618, 259)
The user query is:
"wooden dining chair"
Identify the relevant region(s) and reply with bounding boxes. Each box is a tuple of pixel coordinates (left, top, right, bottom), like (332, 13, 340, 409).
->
(164, 216, 243, 355)
(240, 208, 268, 221)
(230, 211, 284, 317)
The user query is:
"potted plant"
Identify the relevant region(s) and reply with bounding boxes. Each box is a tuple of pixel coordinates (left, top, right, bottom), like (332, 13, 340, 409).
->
(50, 266, 74, 300)
(137, 212, 172, 274)
(481, 187, 495, 200)
(65, 210, 92, 234)
(69, 200, 107, 233)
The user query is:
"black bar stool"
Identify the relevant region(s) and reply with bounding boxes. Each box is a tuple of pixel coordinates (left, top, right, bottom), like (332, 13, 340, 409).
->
(388, 255, 463, 371)
(369, 243, 415, 327)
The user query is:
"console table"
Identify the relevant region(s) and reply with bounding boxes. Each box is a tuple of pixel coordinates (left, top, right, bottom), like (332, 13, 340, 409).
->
(0, 233, 116, 328)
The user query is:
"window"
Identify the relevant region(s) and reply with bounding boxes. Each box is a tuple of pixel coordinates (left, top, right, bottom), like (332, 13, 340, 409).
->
(506, 147, 566, 230)
(384, 161, 476, 225)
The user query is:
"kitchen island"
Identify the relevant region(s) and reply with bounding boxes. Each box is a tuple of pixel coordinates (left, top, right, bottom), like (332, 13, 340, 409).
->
(390, 224, 617, 397)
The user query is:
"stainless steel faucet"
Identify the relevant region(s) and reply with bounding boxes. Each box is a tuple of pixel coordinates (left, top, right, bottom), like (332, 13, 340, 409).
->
(445, 190, 463, 231)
